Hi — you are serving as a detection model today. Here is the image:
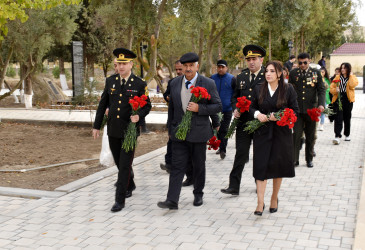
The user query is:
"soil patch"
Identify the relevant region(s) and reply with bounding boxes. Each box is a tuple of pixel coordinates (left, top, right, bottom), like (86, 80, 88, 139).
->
(0, 122, 168, 191)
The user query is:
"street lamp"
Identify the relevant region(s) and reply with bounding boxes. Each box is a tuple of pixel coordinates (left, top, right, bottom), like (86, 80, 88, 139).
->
(288, 40, 293, 58)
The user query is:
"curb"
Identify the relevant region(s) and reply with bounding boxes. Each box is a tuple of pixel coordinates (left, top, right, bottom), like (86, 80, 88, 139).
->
(354, 160, 365, 250)
(0, 146, 167, 199)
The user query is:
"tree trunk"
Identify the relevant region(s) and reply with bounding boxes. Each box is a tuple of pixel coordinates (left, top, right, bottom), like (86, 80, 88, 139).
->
(59, 57, 65, 74)
(0, 46, 14, 90)
(218, 36, 222, 60)
(127, 0, 136, 50)
(24, 75, 32, 95)
(158, 53, 173, 79)
(87, 57, 95, 78)
(145, 0, 167, 83)
(268, 29, 272, 61)
(198, 28, 204, 67)
(301, 28, 305, 52)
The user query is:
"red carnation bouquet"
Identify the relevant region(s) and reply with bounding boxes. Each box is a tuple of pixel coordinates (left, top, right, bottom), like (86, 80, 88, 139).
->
(307, 107, 335, 122)
(244, 108, 297, 134)
(176, 86, 211, 140)
(332, 79, 342, 111)
(122, 95, 148, 152)
(225, 96, 251, 138)
(207, 135, 221, 150)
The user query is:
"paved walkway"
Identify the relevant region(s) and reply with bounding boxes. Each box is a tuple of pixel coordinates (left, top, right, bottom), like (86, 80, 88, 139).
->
(0, 91, 364, 249)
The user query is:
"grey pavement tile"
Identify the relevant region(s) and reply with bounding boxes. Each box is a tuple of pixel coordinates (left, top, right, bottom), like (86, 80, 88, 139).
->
(0, 90, 364, 249)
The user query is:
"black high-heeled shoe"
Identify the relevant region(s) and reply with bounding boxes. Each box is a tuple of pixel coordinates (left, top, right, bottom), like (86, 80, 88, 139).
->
(270, 199, 278, 213)
(254, 204, 265, 216)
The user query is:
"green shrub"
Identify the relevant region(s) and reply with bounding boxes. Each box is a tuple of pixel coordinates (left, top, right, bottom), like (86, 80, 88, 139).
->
(52, 66, 60, 78)
(6, 66, 16, 77)
(52, 66, 71, 80)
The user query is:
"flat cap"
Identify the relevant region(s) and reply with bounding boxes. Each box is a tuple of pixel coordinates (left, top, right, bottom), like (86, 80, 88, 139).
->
(243, 45, 266, 59)
(113, 48, 136, 62)
(180, 52, 199, 64)
(217, 59, 227, 66)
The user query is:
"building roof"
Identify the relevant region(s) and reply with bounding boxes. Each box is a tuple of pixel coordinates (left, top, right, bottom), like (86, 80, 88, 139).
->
(331, 43, 365, 55)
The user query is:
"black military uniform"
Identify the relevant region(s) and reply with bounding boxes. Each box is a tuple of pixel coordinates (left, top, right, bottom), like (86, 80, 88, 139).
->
(93, 48, 152, 212)
(221, 45, 266, 195)
(289, 66, 325, 168)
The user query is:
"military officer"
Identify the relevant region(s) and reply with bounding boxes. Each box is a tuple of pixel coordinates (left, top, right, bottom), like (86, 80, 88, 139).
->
(93, 48, 152, 212)
(221, 44, 266, 196)
(289, 52, 325, 168)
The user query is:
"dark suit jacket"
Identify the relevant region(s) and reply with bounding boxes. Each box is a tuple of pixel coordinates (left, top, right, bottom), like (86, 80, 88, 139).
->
(231, 67, 265, 124)
(93, 73, 152, 138)
(288, 67, 326, 113)
(168, 74, 222, 143)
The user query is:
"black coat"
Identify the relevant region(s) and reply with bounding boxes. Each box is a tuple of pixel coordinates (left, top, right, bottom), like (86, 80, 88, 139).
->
(249, 83, 299, 181)
(93, 73, 152, 138)
(168, 74, 222, 143)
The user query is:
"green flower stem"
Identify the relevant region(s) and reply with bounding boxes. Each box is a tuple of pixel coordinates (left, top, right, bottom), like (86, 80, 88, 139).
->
(225, 118, 239, 139)
(176, 110, 193, 140)
(122, 110, 138, 152)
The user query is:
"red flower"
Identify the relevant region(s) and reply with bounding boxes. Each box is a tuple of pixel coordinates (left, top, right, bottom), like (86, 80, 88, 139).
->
(332, 79, 340, 84)
(276, 108, 297, 129)
(207, 136, 221, 150)
(190, 86, 211, 100)
(307, 108, 321, 122)
(236, 96, 251, 113)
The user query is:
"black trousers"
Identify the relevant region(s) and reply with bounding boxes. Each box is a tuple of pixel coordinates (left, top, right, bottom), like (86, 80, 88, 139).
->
(217, 111, 233, 153)
(108, 136, 135, 203)
(167, 141, 206, 203)
(293, 113, 316, 163)
(334, 96, 353, 138)
(164, 138, 172, 165)
(165, 137, 193, 181)
(228, 124, 253, 191)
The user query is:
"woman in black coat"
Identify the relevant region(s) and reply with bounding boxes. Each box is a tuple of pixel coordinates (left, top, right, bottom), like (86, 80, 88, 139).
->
(249, 61, 299, 215)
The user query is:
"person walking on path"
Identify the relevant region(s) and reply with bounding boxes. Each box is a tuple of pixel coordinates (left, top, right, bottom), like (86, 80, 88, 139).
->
(289, 53, 325, 168)
(318, 56, 326, 68)
(249, 61, 299, 216)
(211, 59, 236, 160)
(93, 48, 152, 212)
(157, 52, 222, 209)
(330, 62, 358, 145)
(319, 67, 331, 131)
(221, 44, 266, 196)
(160, 60, 184, 173)
(284, 55, 296, 71)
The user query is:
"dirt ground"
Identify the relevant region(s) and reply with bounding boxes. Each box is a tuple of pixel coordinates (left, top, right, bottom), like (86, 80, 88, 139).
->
(0, 122, 168, 191)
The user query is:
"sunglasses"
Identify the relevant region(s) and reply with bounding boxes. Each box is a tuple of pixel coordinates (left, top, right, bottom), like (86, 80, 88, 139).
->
(298, 61, 308, 65)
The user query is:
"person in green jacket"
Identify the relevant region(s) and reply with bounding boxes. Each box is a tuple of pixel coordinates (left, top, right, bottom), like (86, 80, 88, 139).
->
(319, 67, 331, 131)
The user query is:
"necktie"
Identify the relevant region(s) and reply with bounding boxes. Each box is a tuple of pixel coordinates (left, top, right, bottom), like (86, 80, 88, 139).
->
(121, 78, 126, 86)
(185, 81, 191, 89)
(250, 74, 255, 85)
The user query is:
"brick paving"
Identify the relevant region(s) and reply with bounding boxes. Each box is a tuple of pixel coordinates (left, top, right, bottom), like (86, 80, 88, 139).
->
(0, 90, 364, 249)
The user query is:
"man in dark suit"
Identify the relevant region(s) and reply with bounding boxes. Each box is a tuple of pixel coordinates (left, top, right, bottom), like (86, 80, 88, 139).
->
(93, 48, 152, 212)
(289, 52, 325, 168)
(160, 60, 183, 173)
(221, 44, 266, 196)
(157, 52, 222, 209)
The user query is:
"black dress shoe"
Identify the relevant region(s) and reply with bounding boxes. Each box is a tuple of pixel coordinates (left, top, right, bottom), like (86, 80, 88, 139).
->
(220, 151, 226, 160)
(111, 202, 125, 212)
(254, 204, 265, 216)
(193, 196, 203, 206)
(182, 178, 193, 187)
(270, 199, 278, 213)
(307, 161, 314, 168)
(157, 200, 178, 210)
(220, 187, 239, 195)
(160, 163, 171, 173)
(125, 190, 132, 198)
(294, 161, 299, 166)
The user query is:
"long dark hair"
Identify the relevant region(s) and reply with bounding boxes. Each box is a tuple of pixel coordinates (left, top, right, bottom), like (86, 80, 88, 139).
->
(320, 67, 329, 80)
(259, 60, 287, 108)
(340, 62, 352, 77)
